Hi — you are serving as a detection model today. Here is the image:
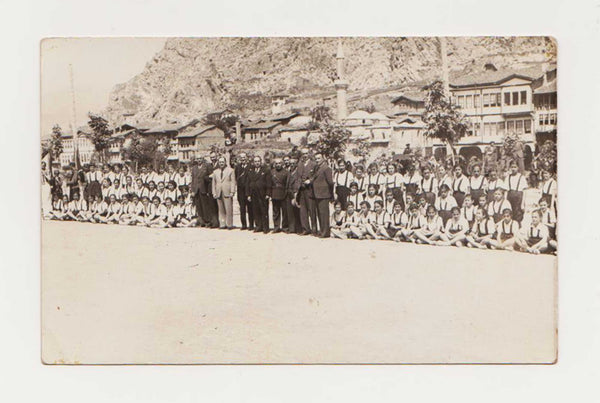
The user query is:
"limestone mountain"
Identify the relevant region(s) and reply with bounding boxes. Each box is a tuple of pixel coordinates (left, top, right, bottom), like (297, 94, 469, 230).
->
(105, 37, 555, 126)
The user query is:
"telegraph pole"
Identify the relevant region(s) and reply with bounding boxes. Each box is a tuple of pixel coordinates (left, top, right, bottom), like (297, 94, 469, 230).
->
(440, 37, 450, 98)
(68, 64, 80, 169)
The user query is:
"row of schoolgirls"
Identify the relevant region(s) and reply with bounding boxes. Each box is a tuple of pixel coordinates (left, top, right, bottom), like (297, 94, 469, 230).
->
(327, 196, 557, 255)
(44, 162, 192, 202)
(43, 191, 199, 228)
(331, 158, 557, 225)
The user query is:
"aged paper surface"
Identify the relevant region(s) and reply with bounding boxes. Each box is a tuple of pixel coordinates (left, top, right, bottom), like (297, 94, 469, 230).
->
(41, 37, 557, 364)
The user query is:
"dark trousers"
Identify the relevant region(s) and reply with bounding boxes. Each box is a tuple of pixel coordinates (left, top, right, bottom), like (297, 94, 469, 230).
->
(335, 186, 350, 210)
(315, 198, 331, 237)
(251, 193, 269, 233)
(298, 188, 317, 234)
(272, 198, 287, 230)
(237, 191, 254, 229)
(285, 194, 299, 233)
(507, 190, 524, 223)
(194, 191, 205, 226)
(200, 193, 219, 227)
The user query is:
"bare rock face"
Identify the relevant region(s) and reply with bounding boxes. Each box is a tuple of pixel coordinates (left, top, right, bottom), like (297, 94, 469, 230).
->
(105, 37, 554, 125)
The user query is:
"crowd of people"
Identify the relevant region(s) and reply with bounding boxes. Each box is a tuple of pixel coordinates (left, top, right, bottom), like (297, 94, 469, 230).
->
(41, 146, 558, 255)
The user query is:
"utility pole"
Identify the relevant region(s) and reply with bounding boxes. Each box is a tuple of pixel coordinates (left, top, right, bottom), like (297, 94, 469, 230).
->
(68, 64, 80, 169)
(440, 37, 450, 98)
(439, 37, 455, 165)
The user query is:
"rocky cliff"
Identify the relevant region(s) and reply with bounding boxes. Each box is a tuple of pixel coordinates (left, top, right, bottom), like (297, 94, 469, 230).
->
(105, 37, 556, 125)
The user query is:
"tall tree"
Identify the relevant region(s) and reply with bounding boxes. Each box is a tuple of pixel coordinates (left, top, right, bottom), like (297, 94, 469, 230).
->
(122, 134, 172, 172)
(43, 124, 64, 174)
(49, 124, 64, 160)
(422, 81, 469, 163)
(202, 114, 238, 136)
(87, 113, 113, 163)
(311, 119, 351, 161)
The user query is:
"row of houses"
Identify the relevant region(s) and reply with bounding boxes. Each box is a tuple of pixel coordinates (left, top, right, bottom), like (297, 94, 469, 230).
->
(52, 62, 556, 168)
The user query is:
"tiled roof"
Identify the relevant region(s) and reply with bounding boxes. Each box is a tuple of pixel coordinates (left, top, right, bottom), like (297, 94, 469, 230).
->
(243, 121, 281, 130)
(534, 80, 557, 94)
(268, 112, 300, 121)
(391, 91, 426, 104)
(449, 66, 545, 88)
(175, 125, 217, 139)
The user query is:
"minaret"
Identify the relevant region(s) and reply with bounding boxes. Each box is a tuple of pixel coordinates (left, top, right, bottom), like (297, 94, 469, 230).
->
(335, 40, 348, 121)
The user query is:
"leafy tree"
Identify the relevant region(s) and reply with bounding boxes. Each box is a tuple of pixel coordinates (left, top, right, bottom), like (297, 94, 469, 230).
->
(310, 105, 331, 126)
(122, 134, 170, 171)
(87, 113, 113, 162)
(49, 124, 64, 160)
(202, 113, 239, 136)
(311, 119, 351, 160)
(534, 139, 557, 173)
(422, 81, 469, 163)
(350, 140, 371, 161)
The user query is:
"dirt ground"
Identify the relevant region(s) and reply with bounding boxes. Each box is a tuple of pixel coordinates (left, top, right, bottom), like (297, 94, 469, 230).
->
(41, 219, 556, 364)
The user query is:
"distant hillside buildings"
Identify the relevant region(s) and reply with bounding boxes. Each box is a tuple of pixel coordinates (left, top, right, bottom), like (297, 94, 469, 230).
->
(49, 44, 556, 169)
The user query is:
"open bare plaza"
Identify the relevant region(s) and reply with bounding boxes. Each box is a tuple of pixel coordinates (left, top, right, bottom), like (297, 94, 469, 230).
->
(42, 220, 556, 364)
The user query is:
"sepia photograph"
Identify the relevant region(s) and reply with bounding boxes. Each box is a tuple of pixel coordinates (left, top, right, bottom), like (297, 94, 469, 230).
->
(40, 36, 558, 364)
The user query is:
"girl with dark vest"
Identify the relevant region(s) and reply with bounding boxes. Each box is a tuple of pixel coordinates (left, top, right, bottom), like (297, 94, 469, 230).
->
(468, 164, 487, 206)
(465, 207, 496, 249)
(491, 208, 520, 251)
(438, 206, 469, 247)
(451, 165, 469, 208)
(506, 161, 527, 223)
(515, 209, 549, 254)
(419, 166, 438, 206)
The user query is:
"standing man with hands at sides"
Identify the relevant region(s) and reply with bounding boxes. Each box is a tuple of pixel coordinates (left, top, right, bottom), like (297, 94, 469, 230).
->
(270, 158, 289, 233)
(296, 148, 317, 235)
(308, 152, 334, 238)
(234, 152, 253, 230)
(211, 156, 236, 229)
(246, 156, 272, 234)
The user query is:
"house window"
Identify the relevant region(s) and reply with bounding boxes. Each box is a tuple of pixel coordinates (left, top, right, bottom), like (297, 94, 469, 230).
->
(539, 114, 545, 126)
(504, 92, 511, 105)
(483, 94, 490, 107)
(465, 95, 473, 109)
(524, 120, 532, 133)
(497, 121, 505, 136)
(458, 95, 465, 108)
(550, 113, 557, 125)
(512, 92, 519, 105)
(490, 122, 497, 136)
(520, 91, 527, 105)
(474, 94, 480, 108)
(515, 120, 523, 134)
(507, 120, 515, 132)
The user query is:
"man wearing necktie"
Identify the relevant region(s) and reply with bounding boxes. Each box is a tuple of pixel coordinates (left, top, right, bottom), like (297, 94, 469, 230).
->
(296, 148, 317, 235)
(245, 156, 272, 233)
(211, 156, 236, 229)
(307, 152, 334, 238)
(234, 153, 253, 230)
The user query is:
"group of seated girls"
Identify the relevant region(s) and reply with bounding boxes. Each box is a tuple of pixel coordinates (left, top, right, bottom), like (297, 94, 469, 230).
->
(328, 193, 557, 255)
(43, 188, 198, 229)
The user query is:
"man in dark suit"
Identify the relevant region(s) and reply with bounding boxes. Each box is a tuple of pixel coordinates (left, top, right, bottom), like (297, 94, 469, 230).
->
(309, 152, 334, 238)
(246, 156, 272, 233)
(285, 157, 301, 234)
(234, 152, 253, 230)
(296, 148, 317, 235)
(205, 151, 220, 227)
(270, 158, 289, 233)
(198, 156, 219, 228)
(189, 159, 205, 227)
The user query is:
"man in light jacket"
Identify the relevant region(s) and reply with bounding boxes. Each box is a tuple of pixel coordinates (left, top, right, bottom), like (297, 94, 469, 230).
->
(211, 156, 237, 229)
